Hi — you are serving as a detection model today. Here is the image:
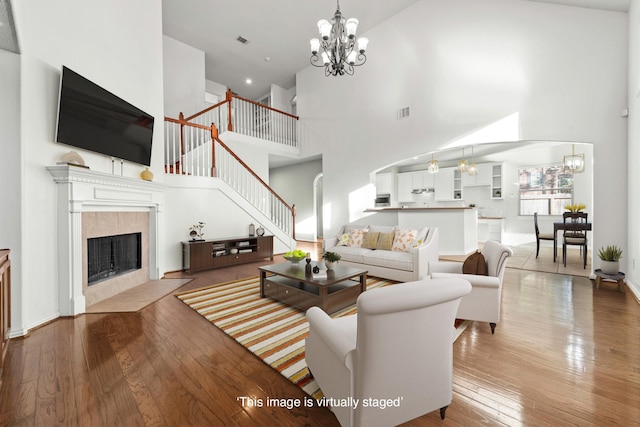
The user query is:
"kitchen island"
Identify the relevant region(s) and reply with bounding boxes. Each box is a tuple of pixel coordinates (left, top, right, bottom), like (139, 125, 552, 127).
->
(364, 207, 478, 255)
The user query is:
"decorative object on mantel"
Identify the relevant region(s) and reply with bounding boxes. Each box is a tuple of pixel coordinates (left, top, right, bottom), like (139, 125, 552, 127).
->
(309, 0, 369, 76)
(140, 167, 153, 181)
(427, 153, 439, 174)
(597, 245, 622, 275)
(189, 222, 205, 241)
(458, 147, 468, 173)
(57, 150, 88, 168)
(249, 223, 255, 236)
(563, 143, 585, 173)
(323, 250, 342, 270)
(256, 225, 265, 236)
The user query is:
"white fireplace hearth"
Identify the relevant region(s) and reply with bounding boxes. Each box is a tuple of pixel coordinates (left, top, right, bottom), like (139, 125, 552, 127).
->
(47, 165, 165, 316)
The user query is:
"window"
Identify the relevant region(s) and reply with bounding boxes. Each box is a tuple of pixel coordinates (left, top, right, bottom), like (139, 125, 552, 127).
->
(519, 164, 573, 215)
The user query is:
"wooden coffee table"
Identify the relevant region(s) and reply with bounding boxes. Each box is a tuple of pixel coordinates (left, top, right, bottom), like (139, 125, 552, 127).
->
(259, 262, 368, 314)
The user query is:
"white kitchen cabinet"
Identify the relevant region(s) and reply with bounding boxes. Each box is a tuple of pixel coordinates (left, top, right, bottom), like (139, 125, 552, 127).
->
(397, 172, 414, 202)
(423, 171, 435, 189)
(491, 163, 504, 199)
(478, 218, 504, 242)
(434, 168, 455, 201)
(375, 173, 394, 195)
(453, 169, 463, 200)
(462, 163, 491, 187)
(397, 171, 435, 202)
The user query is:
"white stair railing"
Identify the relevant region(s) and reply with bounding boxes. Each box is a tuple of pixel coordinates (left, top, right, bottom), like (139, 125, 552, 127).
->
(164, 118, 295, 237)
(184, 89, 298, 147)
(214, 141, 294, 235)
(164, 116, 215, 176)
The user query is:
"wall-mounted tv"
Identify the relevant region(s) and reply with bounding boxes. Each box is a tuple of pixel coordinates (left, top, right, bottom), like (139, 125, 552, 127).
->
(55, 66, 154, 166)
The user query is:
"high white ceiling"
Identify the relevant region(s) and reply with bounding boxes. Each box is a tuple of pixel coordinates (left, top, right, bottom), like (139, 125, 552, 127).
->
(162, 0, 630, 100)
(0, 0, 19, 53)
(162, 0, 420, 100)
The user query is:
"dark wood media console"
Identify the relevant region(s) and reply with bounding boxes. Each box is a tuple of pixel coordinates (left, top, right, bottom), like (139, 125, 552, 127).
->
(182, 235, 273, 273)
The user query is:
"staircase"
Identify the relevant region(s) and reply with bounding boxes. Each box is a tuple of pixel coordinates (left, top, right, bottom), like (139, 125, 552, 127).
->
(164, 91, 299, 249)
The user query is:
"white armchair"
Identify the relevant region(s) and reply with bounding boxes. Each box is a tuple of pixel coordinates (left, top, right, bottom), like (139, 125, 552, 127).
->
(429, 240, 513, 334)
(305, 278, 472, 427)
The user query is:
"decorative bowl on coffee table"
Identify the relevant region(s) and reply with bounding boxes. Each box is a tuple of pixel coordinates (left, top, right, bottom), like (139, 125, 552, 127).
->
(284, 254, 307, 263)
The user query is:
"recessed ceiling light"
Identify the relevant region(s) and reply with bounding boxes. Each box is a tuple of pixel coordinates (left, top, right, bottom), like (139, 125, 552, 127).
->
(246, 78, 252, 84)
(264, 57, 271, 62)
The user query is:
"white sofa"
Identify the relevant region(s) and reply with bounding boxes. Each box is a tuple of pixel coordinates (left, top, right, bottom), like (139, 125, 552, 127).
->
(305, 278, 472, 426)
(429, 240, 513, 334)
(324, 224, 439, 282)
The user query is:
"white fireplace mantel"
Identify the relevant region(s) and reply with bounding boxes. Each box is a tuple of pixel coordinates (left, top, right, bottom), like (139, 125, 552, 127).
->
(47, 165, 166, 316)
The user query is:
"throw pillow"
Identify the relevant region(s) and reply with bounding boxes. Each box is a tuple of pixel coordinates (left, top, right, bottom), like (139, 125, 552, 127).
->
(348, 229, 369, 247)
(337, 233, 350, 246)
(462, 251, 488, 275)
(376, 232, 395, 250)
(362, 232, 380, 249)
(391, 228, 418, 252)
(413, 226, 429, 246)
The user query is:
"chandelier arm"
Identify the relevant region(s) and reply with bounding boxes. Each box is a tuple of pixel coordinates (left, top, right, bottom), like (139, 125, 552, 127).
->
(310, 54, 325, 68)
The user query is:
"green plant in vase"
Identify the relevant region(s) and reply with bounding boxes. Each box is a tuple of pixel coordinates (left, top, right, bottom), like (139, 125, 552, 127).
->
(322, 251, 341, 270)
(597, 245, 622, 275)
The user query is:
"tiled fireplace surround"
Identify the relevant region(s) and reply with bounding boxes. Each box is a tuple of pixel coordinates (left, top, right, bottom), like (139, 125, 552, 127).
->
(48, 165, 165, 315)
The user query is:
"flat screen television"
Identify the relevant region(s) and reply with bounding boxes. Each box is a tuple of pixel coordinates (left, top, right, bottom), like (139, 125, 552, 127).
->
(55, 66, 154, 166)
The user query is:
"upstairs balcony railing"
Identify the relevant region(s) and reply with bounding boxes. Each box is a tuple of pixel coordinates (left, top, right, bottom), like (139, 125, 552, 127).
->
(164, 117, 296, 238)
(184, 89, 298, 147)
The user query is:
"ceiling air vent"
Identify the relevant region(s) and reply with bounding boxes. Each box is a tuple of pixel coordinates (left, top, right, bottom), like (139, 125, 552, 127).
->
(397, 106, 410, 120)
(236, 35, 249, 44)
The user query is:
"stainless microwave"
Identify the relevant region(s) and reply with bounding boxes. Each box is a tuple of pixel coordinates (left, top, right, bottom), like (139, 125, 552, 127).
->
(375, 193, 390, 207)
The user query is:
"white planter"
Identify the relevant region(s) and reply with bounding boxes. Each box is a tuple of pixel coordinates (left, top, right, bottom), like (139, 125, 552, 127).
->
(325, 261, 335, 270)
(600, 260, 619, 275)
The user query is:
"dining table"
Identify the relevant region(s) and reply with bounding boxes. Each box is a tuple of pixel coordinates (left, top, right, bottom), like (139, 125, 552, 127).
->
(553, 221, 592, 262)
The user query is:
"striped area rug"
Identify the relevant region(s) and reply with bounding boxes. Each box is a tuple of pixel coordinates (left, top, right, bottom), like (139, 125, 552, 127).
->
(175, 276, 468, 399)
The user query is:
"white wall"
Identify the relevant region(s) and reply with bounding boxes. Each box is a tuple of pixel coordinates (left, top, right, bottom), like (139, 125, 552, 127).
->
(270, 84, 295, 115)
(206, 79, 227, 102)
(163, 35, 206, 118)
(13, 0, 165, 332)
(270, 159, 322, 241)
(0, 50, 23, 333)
(297, 0, 627, 274)
(627, 0, 640, 297)
(163, 177, 262, 272)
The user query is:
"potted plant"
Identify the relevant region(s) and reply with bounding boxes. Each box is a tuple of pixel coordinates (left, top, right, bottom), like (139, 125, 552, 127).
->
(323, 251, 341, 270)
(597, 245, 622, 275)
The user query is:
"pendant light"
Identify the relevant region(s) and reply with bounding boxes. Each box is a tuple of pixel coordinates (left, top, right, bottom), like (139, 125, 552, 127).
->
(427, 153, 439, 173)
(468, 146, 477, 176)
(563, 144, 585, 173)
(458, 147, 468, 173)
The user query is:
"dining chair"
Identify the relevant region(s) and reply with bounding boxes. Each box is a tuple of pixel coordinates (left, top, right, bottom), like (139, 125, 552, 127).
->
(562, 212, 588, 268)
(534, 213, 555, 258)
(562, 212, 588, 239)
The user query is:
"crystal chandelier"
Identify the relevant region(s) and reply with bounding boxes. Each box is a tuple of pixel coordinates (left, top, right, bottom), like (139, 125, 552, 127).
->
(309, 1, 369, 76)
(427, 153, 439, 174)
(458, 148, 468, 173)
(468, 146, 477, 176)
(563, 144, 585, 173)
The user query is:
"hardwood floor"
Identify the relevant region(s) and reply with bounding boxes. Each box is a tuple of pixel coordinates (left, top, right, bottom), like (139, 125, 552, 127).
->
(0, 243, 638, 426)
